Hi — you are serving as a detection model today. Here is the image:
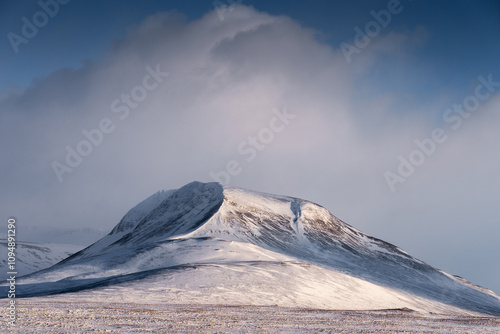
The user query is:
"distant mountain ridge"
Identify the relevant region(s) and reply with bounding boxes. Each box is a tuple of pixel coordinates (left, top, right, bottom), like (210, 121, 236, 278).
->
(0, 240, 82, 281)
(3, 181, 500, 316)
(0, 225, 107, 279)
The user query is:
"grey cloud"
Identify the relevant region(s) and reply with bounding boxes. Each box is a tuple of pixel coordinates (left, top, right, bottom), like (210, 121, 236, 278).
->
(1, 5, 499, 294)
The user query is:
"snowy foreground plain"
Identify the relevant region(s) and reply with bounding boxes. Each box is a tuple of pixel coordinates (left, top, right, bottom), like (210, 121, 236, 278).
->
(3, 299, 500, 333)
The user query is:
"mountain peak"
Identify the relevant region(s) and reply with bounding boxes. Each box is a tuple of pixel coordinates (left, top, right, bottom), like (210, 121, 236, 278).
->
(7, 181, 500, 316)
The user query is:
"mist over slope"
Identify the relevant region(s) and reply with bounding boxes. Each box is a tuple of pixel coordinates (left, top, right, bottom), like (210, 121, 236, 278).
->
(3, 181, 500, 316)
(0, 240, 82, 281)
(0, 225, 106, 246)
(0, 226, 105, 280)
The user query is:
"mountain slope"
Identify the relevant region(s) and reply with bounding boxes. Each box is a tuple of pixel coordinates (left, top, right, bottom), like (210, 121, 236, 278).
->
(0, 240, 82, 280)
(0, 225, 105, 279)
(3, 181, 500, 316)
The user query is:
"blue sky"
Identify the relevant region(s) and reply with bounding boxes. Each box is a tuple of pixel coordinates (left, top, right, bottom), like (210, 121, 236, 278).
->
(2, 0, 499, 102)
(1, 0, 500, 294)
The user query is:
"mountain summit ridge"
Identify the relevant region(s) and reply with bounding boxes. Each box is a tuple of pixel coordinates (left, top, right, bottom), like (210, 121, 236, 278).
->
(4, 181, 500, 316)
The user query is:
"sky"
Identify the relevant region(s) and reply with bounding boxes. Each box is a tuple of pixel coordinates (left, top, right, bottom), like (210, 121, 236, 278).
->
(1, 0, 499, 294)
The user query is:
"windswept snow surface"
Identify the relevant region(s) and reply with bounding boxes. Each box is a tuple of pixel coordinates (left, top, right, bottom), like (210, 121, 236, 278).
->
(5, 301, 500, 334)
(3, 181, 500, 316)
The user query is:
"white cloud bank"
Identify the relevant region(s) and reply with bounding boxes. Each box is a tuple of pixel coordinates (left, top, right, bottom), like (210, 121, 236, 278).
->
(1, 5, 499, 293)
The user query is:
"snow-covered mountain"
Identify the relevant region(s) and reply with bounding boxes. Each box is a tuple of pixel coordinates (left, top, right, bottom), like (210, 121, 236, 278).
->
(3, 182, 500, 316)
(0, 240, 82, 281)
(0, 226, 105, 280)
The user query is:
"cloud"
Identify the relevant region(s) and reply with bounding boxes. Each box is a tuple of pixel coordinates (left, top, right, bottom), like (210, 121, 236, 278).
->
(1, 5, 499, 293)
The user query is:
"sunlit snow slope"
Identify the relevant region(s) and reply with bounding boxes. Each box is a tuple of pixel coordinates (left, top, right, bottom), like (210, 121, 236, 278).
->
(3, 181, 500, 315)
